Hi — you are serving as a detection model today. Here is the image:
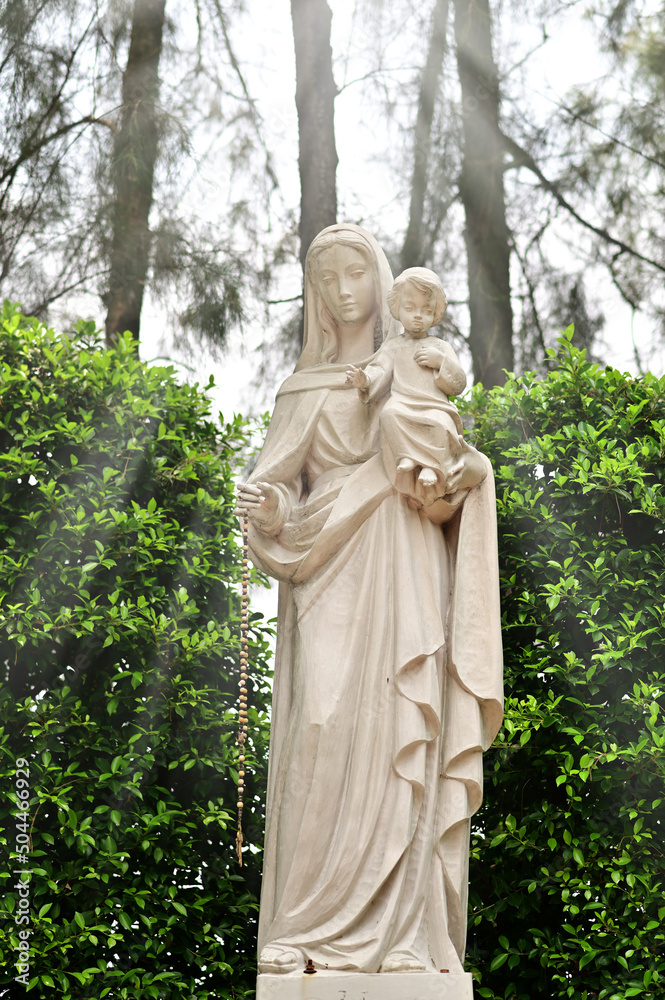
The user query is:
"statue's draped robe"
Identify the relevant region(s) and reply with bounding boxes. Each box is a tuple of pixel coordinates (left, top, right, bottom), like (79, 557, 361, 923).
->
(248, 365, 503, 974)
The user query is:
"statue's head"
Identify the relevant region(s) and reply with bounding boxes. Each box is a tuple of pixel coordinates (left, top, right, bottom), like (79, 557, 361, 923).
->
(297, 224, 398, 370)
(388, 267, 448, 330)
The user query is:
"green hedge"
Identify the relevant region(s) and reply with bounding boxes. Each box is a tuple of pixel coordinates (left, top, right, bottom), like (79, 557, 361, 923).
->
(0, 306, 272, 999)
(466, 330, 665, 1000)
(5, 311, 663, 1000)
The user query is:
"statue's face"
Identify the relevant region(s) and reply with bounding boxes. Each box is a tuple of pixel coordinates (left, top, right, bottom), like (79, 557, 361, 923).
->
(398, 282, 436, 336)
(315, 244, 378, 328)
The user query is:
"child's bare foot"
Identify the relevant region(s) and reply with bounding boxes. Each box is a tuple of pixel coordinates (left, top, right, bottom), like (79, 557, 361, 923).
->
(418, 466, 437, 487)
(397, 457, 416, 472)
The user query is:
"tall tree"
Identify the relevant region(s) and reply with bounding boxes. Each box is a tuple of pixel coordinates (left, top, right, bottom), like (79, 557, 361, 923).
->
(453, 0, 513, 387)
(105, 0, 166, 347)
(291, 0, 338, 280)
(401, 0, 450, 272)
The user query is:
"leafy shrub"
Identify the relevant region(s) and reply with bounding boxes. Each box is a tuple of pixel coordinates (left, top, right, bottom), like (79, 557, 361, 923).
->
(466, 330, 665, 1000)
(0, 305, 272, 999)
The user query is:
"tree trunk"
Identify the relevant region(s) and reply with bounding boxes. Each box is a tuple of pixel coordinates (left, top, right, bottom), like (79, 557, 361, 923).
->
(453, 0, 513, 387)
(291, 0, 338, 284)
(401, 0, 450, 272)
(105, 0, 166, 347)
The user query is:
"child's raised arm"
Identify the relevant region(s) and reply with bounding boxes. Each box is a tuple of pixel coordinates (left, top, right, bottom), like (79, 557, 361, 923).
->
(346, 346, 394, 403)
(345, 365, 369, 390)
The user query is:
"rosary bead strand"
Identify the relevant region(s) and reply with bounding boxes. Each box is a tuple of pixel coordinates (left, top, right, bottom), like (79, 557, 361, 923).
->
(236, 513, 249, 865)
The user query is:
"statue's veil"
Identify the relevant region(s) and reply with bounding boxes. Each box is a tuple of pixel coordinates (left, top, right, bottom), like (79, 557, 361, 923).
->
(295, 224, 400, 371)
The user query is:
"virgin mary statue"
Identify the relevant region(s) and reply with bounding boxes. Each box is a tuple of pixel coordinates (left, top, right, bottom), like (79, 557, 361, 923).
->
(236, 224, 503, 978)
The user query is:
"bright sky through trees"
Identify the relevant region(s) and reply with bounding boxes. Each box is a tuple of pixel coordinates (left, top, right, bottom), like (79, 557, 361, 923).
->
(33, 0, 659, 418)
(129, 1, 661, 418)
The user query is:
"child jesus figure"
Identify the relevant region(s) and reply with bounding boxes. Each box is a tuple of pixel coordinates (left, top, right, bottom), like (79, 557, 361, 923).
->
(346, 266, 467, 500)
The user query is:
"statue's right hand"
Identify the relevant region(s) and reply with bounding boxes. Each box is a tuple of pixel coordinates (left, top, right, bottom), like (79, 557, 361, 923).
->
(234, 482, 280, 528)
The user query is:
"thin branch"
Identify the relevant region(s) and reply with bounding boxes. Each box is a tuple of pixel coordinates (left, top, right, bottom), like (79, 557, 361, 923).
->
(629, 308, 644, 376)
(267, 294, 303, 305)
(26, 270, 107, 317)
(25, 214, 100, 314)
(145, 354, 197, 372)
(340, 0, 360, 90)
(212, 0, 259, 123)
(502, 131, 665, 275)
(0, 114, 117, 190)
(209, 0, 279, 190)
(511, 237, 547, 358)
(0, 12, 101, 203)
(194, 0, 204, 70)
(443, 315, 469, 346)
(336, 65, 423, 95)
(0, 115, 89, 211)
(26, 9, 97, 139)
(502, 28, 549, 81)
(0, 0, 53, 76)
(422, 190, 458, 263)
(524, 211, 553, 257)
(607, 252, 640, 311)
(87, 115, 116, 131)
(0, 117, 102, 281)
(551, 94, 665, 172)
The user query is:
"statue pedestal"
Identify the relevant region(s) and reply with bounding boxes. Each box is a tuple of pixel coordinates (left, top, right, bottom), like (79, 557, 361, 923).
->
(257, 972, 474, 1000)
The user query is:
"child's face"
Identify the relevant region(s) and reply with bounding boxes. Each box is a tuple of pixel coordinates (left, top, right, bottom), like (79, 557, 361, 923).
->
(398, 282, 436, 335)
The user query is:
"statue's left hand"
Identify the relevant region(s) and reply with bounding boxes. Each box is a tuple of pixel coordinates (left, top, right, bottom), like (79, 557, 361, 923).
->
(414, 342, 444, 370)
(445, 459, 465, 494)
(445, 449, 487, 494)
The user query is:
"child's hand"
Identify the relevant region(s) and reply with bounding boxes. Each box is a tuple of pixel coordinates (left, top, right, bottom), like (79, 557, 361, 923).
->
(414, 343, 444, 370)
(345, 365, 369, 389)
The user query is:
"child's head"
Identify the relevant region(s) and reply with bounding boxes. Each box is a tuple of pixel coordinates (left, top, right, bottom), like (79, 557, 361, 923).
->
(387, 267, 447, 332)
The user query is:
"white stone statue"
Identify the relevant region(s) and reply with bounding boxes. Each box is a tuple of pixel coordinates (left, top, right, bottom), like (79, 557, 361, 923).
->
(236, 224, 503, 994)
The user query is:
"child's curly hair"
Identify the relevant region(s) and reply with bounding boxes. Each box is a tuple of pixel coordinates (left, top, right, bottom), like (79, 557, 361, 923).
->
(388, 267, 448, 327)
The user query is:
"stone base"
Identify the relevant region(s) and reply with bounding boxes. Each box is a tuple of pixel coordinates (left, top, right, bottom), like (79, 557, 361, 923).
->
(257, 971, 474, 1000)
